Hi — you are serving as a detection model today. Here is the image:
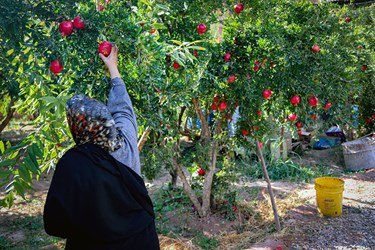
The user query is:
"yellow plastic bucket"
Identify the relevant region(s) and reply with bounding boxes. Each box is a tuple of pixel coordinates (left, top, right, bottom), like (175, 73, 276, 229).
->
(315, 177, 345, 217)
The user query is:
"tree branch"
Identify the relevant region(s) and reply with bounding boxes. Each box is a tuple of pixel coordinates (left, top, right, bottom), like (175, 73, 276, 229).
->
(171, 142, 203, 217)
(192, 98, 210, 144)
(137, 126, 151, 152)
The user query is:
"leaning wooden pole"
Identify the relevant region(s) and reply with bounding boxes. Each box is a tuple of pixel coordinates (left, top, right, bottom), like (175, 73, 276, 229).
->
(256, 138, 281, 232)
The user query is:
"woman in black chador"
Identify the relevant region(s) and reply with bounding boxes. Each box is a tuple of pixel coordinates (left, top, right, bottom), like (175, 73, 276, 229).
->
(43, 45, 160, 250)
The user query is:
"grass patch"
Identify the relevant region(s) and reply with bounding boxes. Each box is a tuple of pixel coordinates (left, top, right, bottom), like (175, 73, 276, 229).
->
(238, 157, 335, 183)
(0, 214, 64, 250)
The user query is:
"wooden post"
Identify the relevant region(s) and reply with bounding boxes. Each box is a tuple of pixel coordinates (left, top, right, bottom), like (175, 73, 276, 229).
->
(256, 138, 281, 232)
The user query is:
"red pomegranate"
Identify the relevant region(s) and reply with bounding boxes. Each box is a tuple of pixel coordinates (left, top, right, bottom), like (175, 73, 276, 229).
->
(228, 75, 236, 84)
(98, 41, 112, 57)
(234, 3, 244, 14)
(73, 16, 86, 29)
(223, 52, 231, 62)
(50, 59, 63, 75)
(295, 122, 303, 129)
(173, 62, 180, 70)
(59, 21, 73, 37)
(290, 95, 301, 105)
(262, 89, 272, 100)
(288, 113, 297, 122)
(197, 167, 205, 176)
(197, 23, 207, 35)
(308, 96, 319, 107)
(218, 101, 227, 111)
(310, 44, 320, 53)
(323, 102, 332, 110)
(241, 129, 249, 136)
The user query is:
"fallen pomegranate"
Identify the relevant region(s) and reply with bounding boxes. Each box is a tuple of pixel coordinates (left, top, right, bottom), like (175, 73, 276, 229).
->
(98, 41, 112, 57)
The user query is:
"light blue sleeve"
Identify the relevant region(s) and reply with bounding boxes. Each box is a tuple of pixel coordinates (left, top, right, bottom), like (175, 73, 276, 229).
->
(107, 77, 141, 176)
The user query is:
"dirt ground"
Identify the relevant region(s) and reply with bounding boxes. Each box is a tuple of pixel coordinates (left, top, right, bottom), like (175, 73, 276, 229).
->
(0, 147, 374, 249)
(250, 169, 375, 250)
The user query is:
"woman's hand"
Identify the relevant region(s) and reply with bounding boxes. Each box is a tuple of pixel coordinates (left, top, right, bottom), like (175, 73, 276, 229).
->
(99, 44, 120, 79)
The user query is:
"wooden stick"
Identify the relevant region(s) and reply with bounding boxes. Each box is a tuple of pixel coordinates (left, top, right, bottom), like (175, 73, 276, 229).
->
(256, 138, 281, 232)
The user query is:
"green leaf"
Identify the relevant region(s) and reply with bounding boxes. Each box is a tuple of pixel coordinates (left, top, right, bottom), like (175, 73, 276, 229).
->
(6, 49, 14, 56)
(170, 40, 182, 45)
(39, 96, 57, 104)
(13, 181, 26, 200)
(0, 169, 12, 178)
(25, 157, 39, 175)
(152, 23, 167, 30)
(31, 143, 43, 158)
(0, 141, 4, 153)
(188, 46, 206, 51)
(0, 159, 16, 167)
(18, 165, 32, 183)
(4, 144, 25, 154)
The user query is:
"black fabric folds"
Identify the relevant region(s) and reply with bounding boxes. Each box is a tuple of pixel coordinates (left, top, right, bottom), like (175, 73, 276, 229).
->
(43, 144, 158, 249)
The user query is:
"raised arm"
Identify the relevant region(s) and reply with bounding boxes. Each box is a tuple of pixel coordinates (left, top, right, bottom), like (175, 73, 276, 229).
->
(99, 44, 141, 175)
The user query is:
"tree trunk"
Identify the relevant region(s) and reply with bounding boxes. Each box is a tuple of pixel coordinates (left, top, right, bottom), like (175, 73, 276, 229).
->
(171, 151, 204, 217)
(169, 167, 178, 188)
(0, 97, 16, 134)
(201, 119, 222, 217)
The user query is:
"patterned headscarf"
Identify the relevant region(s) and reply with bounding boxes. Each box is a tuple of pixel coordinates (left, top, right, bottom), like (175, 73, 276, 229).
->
(66, 94, 123, 152)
